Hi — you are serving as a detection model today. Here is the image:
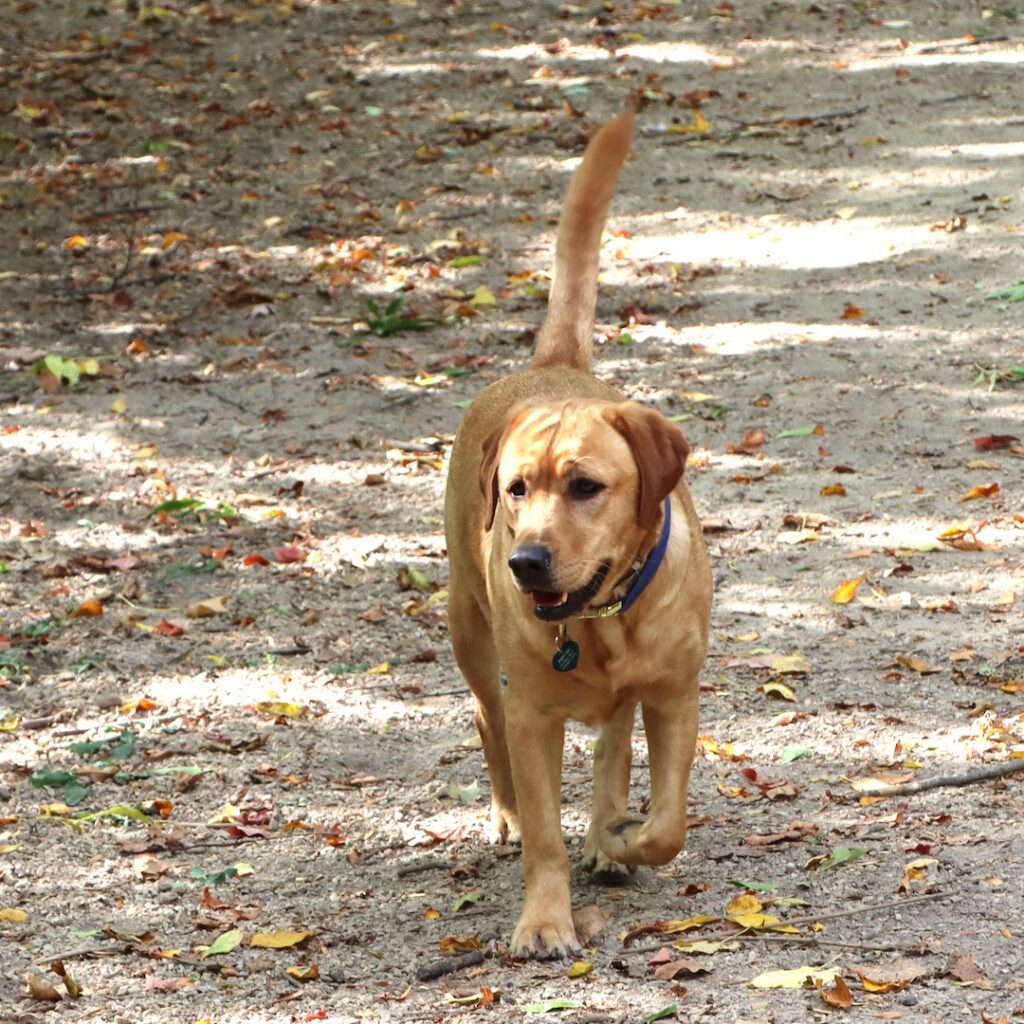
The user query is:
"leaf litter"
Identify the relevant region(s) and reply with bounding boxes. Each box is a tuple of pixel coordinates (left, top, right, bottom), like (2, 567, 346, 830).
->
(1, 1, 1023, 1022)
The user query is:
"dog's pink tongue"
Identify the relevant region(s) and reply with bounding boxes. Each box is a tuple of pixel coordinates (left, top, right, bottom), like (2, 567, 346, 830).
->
(532, 591, 563, 606)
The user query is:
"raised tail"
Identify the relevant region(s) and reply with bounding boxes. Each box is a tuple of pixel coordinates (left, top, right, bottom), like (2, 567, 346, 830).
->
(531, 108, 635, 372)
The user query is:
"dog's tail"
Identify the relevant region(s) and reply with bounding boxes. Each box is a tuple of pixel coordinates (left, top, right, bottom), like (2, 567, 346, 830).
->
(531, 108, 635, 372)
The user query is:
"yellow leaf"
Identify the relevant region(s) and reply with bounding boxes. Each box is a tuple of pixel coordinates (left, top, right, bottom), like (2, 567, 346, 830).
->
(567, 960, 593, 978)
(728, 912, 782, 930)
(660, 915, 720, 934)
(286, 964, 319, 981)
(0, 908, 28, 923)
(250, 930, 315, 949)
(110, 397, 128, 414)
(186, 596, 229, 619)
(669, 110, 710, 133)
(77, 358, 100, 376)
(468, 285, 496, 307)
(770, 653, 810, 674)
(725, 893, 762, 916)
(832, 575, 865, 604)
(208, 804, 240, 824)
(0, 715, 19, 732)
(233, 862, 255, 877)
(255, 701, 308, 719)
(366, 661, 390, 675)
(673, 939, 740, 954)
(958, 482, 999, 502)
(750, 965, 839, 989)
(758, 681, 797, 702)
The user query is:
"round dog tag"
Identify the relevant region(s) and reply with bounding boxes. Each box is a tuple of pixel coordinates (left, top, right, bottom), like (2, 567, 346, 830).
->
(552, 639, 580, 673)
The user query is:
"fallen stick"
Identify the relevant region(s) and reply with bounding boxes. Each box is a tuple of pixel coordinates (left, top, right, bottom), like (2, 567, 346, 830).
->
(623, 891, 948, 954)
(857, 760, 1023, 797)
(415, 948, 485, 981)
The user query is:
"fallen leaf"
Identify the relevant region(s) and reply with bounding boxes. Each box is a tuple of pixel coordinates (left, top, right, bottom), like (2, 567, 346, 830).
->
(847, 958, 928, 992)
(0, 908, 28, 922)
(974, 434, 1019, 450)
(70, 599, 103, 618)
(750, 965, 839, 989)
(573, 903, 611, 945)
(945, 952, 993, 989)
(250, 929, 315, 949)
(197, 928, 243, 958)
(25, 973, 62, 1001)
(832, 575, 866, 604)
(958, 482, 1000, 502)
(817, 975, 853, 1008)
(653, 957, 710, 980)
(186, 596, 229, 619)
(895, 654, 940, 675)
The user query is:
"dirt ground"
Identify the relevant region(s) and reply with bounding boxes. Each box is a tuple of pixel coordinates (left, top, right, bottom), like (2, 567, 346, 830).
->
(2, 0, 1023, 1021)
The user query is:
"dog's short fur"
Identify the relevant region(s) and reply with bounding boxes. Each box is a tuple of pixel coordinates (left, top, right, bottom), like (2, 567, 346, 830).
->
(444, 110, 711, 959)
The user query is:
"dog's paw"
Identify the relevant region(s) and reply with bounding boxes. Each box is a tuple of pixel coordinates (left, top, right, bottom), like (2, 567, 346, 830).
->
(511, 917, 582, 960)
(484, 804, 521, 845)
(599, 815, 685, 867)
(582, 832, 636, 886)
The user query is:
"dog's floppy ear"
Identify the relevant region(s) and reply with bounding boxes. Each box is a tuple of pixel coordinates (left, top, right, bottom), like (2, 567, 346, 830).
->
(609, 401, 690, 529)
(479, 425, 504, 531)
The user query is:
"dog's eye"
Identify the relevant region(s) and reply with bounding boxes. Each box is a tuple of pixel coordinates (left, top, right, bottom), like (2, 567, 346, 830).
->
(508, 479, 527, 499)
(569, 478, 605, 499)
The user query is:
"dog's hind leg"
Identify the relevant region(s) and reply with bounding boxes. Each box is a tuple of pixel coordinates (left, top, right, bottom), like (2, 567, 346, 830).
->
(449, 592, 520, 844)
(582, 702, 637, 885)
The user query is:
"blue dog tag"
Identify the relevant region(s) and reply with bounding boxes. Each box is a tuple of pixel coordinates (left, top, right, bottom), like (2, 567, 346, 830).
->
(552, 639, 580, 673)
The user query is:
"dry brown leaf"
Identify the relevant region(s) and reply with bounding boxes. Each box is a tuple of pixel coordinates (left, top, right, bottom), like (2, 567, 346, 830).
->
(572, 903, 611, 946)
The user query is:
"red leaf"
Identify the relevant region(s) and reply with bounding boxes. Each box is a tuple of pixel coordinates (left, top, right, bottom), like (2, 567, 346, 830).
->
(242, 553, 271, 567)
(974, 434, 1019, 451)
(153, 619, 186, 637)
(274, 546, 306, 564)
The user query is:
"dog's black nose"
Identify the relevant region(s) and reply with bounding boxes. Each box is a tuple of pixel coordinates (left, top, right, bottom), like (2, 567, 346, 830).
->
(508, 544, 552, 587)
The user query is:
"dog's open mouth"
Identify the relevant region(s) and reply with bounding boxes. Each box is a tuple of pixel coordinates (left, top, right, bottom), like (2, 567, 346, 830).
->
(530, 565, 609, 622)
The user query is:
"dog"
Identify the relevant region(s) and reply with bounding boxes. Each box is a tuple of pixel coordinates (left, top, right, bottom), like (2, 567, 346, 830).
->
(444, 108, 711, 959)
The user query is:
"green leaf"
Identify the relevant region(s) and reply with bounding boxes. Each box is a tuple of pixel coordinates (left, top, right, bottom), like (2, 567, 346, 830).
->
(984, 280, 1024, 303)
(781, 746, 812, 764)
(520, 999, 579, 1014)
(150, 498, 204, 516)
(643, 1005, 678, 1024)
(775, 426, 816, 439)
(199, 928, 243, 958)
(447, 254, 484, 268)
(189, 866, 239, 886)
(725, 879, 778, 892)
(72, 805, 150, 823)
(29, 770, 89, 806)
(451, 891, 479, 912)
(806, 846, 866, 872)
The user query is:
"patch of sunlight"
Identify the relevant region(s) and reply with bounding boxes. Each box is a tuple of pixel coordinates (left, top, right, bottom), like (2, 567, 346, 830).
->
(847, 48, 1024, 72)
(626, 217, 943, 271)
(618, 41, 732, 65)
(608, 319, 874, 356)
(478, 42, 612, 64)
(910, 140, 1024, 161)
(1, 422, 123, 462)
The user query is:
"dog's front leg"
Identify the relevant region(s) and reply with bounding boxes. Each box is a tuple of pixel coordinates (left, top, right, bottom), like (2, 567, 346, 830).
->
(598, 689, 698, 867)
(504, 695, 580, 959)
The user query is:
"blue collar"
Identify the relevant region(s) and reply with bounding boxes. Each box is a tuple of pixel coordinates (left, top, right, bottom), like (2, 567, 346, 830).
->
(581, 496, 672, 619)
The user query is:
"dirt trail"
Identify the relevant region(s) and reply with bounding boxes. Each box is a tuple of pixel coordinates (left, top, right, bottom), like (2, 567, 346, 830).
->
(1, 1, 1023, 1021)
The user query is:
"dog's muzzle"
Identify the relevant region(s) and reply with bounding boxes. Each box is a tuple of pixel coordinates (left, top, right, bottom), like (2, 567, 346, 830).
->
(508, 545, 610, 622)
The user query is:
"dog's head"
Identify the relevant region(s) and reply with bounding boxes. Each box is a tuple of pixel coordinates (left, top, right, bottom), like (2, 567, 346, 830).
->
(480, 399, 689, 621)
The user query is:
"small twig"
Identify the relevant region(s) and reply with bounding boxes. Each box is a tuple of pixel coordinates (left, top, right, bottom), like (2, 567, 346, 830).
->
(205, 388, 252, 414)
(622, 891, 948, 954)
(397, 857, 458, 878)
(36, 944, 119, 965)
(735, 933, 909, 953)
(857, 760, 1023, 797)
(415, 948, 485, 982)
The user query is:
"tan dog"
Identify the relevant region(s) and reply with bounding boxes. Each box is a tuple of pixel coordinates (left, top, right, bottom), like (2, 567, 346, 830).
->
(444, 109, 711, 959)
